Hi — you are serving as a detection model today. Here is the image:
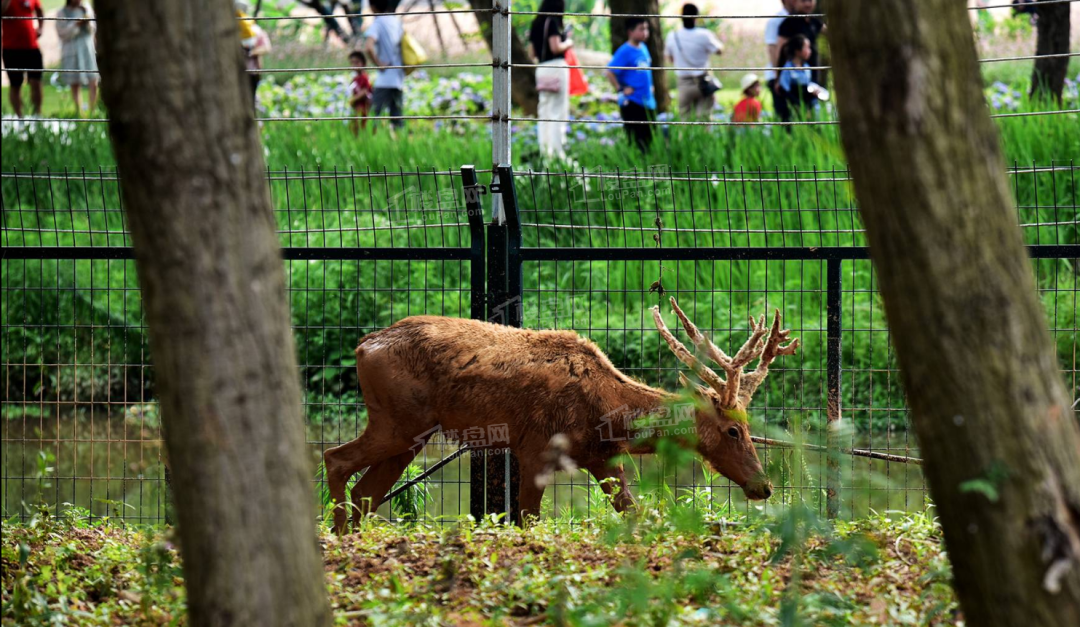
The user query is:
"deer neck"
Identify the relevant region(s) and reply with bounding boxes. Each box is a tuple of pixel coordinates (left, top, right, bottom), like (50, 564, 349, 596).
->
(610, 376, 673, 415)
(602, 376, 683, 455)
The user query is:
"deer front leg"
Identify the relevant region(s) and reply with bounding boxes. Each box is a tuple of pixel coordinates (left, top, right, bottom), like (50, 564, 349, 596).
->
(588, 461, 638, 514)
(516, 456, 547, 526)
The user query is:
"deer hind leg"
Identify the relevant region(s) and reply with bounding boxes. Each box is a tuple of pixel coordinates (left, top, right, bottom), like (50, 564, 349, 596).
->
(587, 461, 638, 514)
(350, 432, 433, 527)
(324, 422, 431, 534)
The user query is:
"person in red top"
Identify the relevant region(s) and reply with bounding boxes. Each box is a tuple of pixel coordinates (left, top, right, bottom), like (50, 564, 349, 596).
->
(733, 73, 763, 124)
(2, 0, 46, 117)
(348, 50, 372, 136)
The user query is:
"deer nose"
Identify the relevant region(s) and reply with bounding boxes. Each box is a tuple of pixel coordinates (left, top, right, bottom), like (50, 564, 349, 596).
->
(762, 484, 773, 499)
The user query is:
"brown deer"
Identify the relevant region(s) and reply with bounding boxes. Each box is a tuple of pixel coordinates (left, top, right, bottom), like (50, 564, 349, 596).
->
(324, 297, 799, 533)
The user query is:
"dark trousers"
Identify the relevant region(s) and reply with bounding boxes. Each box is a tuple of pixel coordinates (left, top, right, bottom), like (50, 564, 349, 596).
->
(249, 75, 262, 111)
(767, 78, 790, 123)
(619, 101, 654, 152)
(372, 87, 405, 129)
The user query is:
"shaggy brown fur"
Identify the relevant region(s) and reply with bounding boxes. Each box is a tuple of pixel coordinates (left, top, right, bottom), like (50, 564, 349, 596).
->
(325, 298, 796, 533)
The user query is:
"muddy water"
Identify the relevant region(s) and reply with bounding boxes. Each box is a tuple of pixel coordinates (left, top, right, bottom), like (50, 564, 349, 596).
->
(2, 411, 926, 524)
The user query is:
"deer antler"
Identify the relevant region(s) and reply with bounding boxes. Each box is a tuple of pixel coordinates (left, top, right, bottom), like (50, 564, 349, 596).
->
(737, 309, 800, 407)
(650, 304, 728, 395)
(668, 298, 770, 407)
(655, 298, 799, 409)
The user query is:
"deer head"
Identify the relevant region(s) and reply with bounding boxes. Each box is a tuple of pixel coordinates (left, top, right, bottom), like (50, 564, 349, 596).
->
(651, 297, 800, 501)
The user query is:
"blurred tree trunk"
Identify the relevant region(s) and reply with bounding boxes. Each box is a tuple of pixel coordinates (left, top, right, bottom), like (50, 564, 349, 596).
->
(468, 0, 539, 115)
(610, 0, 670, 113)
(830, 1, 1080, 625)
(1031, 0, 1071, 102)
(95, 2, 331, 626)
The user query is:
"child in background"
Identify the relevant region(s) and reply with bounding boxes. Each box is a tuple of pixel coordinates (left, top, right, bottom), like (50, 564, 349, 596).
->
(605, 18, 657, 152)
(776, 34, 816, 121)
(236, 1, 257, 48)
(348, 50, 372, 136)
(733, 73, 762, 123)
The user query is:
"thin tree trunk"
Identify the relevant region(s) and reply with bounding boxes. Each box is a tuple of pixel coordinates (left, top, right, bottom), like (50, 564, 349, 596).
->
(829, 2, 1080, 625)
(468, 0, 539, 116)
(94, 2, 331, 626)
(1031, 0, 1071, 103)
(609, 0, 670, 113)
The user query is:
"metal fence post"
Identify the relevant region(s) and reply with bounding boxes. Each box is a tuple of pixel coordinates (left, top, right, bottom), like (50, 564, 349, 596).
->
(826, 258, 843, 519)
(481, 164, 522, 524)
(462, 165, 488, 322)
(463, 165, 490, 521)
(490, 0, 512, 223)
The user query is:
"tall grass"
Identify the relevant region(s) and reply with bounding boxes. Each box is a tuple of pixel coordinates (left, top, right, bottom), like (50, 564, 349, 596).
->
(2, 107, 1077, 434)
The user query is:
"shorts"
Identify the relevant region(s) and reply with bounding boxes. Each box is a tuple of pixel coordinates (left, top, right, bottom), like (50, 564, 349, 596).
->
(371, 87, 404, 129)
(2, 48, 44, 88)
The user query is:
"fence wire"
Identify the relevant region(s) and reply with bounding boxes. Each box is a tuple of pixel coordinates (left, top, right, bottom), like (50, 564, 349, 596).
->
(3, 164, 1077, 523)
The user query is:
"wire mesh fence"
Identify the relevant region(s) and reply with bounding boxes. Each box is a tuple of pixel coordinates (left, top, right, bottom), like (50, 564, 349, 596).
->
(2, 1, 1077, 525)
(2, 161, 1077, 524)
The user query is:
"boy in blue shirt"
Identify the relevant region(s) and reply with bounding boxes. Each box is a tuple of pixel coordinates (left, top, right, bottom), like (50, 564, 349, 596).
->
(605, 18, 656, 152)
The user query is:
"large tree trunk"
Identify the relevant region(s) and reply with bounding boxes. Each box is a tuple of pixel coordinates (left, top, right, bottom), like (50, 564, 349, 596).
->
(829, 2, 1080, 625)
(609, 0, 670, 113)
(1030, 0, 1072, 103)
(95, 2, 331, 626)
(468, 0, 539, 116)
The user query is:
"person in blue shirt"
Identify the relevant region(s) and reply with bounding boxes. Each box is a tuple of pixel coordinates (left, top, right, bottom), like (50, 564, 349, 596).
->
(605, 18, 656, 152)
(776, 34, 817, 122)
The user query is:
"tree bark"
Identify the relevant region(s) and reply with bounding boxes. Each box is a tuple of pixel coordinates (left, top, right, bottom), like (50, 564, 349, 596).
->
(609, 0, 670, 113)
(468, 0, 539, 116)
(829, 2, 1080, 625)
(94, 2, 331, 626)
(1031, 0, 1072, 103)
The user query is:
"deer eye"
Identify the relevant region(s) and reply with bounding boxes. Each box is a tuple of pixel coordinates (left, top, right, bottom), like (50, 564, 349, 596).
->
(727, 426, 740, 439)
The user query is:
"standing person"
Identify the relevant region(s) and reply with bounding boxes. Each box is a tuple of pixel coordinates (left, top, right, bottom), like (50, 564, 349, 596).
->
(733, 73, 763, 123)
(348, 49, 372, 136)
(528, 0, 573, 158)
(1, 0, 45, 118)
(605, 18, 656, 153)
(764, 0, 796, 120)
(776, 34, 817, 120)
(364, 0, 405, 134)
(664, 3, 723, 119)
(777, 0, 825, 84)
(236, 2, 270, 110)
(56, 0, 99, 117)
(245, 25, 272, 110)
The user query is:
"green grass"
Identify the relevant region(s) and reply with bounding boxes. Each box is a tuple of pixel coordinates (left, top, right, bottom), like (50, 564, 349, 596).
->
(1, 64, 1077, 524)
(2, 105, 1076, 427)
(2, 504, 957, 626)
(0, 86, 82, 118)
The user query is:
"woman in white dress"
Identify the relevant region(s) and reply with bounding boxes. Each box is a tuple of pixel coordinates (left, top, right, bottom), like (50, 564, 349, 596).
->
(56, 0, 99, 116)
(528, 0, 574, 159)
